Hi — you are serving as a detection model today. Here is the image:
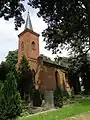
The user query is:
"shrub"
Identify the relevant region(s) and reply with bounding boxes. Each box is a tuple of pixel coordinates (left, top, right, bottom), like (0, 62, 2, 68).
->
(17, 56, 33, 102)
(54, 85, 63, 108)
(0, 72, 22, 120)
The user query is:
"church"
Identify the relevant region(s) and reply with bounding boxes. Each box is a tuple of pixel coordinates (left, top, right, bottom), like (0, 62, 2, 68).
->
(17, 12, 71, 107)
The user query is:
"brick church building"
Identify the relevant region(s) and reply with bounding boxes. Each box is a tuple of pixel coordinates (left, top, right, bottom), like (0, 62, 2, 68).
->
(17, 12, 71, 107)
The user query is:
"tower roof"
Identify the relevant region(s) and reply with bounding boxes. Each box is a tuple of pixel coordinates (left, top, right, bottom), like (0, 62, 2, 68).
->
(25, 12, 33, 30)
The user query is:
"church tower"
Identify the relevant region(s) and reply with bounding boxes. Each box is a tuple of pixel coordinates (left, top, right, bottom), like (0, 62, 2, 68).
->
(17, 12, 40, 71)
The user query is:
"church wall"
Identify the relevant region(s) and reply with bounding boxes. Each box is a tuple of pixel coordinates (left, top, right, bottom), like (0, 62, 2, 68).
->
(38, 65, 56, 91)
(17, 31, 39, 70)
(35, 56, 71, 95)
(35, 61, 67, 92)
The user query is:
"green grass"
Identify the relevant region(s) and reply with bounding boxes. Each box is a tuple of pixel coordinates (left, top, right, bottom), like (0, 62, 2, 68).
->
(18, 98, 90, 120)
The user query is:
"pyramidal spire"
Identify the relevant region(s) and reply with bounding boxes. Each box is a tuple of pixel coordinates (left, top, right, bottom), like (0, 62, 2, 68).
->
(25, 12, 33, 30)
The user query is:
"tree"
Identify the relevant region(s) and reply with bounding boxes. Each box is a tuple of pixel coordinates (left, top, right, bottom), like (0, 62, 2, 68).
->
(18, 56, 33, 102)
(29, 0, 90, 94)
(5, 50, 18, 72)
(54, 56, 69, 68)
(67, 54, 90, 94)
(0, 50, 18, 83)
(0, 0, 25, 30)
(54, 56, 84, 94)
(79, 54, 90, 94)
(0, 72, 22, 119)
(0, 61, 9, 82)
(29, 0, 90, 55)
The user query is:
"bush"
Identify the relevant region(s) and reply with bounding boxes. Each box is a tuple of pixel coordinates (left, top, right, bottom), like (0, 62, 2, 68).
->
(0, 72, 22, 120)
(54, 85, 63, 108)
(32, 90, 42, 106)
(17, 56, 33, 101)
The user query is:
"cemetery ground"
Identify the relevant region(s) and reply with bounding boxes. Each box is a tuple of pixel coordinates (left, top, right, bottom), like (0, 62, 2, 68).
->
(18, 96, 90, 120)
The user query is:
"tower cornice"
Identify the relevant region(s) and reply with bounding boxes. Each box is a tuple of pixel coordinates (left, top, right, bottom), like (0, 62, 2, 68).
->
(18, 28, 40, 37)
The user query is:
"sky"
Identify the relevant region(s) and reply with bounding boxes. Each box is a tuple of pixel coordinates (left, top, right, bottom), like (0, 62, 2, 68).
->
(0, 2, 68, 63)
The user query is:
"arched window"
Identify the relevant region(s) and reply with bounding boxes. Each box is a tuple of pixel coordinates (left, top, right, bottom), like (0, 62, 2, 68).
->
(55, 71, 58, 87)
(31, 41, 36, 50)
(21, 41, 24, 51)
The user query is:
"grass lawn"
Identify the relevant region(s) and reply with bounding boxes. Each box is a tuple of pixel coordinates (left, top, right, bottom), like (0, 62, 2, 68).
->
(18, 97, 90, 120)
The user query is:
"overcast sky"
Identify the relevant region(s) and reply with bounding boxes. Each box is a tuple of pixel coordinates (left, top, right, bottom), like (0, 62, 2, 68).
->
(0, 2, 68, 63)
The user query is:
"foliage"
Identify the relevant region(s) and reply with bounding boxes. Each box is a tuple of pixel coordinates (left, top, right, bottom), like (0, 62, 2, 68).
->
(54, 54, 90, 94)
(17, 56, 33, 101)
(54, 85, 63, 108)
(0, 50, 18, 83)
(68, 54, 90, 94)
(1, 0, 90, 55)
(29, 0, 90, 55)
(18, 55, 30, 73)
(54, 56, 69, 68)
(0, 82, 4, 102)
(54, 71, 63, 108)
(0, 72, 22, 120)
(0, 61, 9, 82)
(5, 50, 18, 72)
(0, 0, 25, 30)
(32, 90, 42, 106)
(79, 55, 90, 94)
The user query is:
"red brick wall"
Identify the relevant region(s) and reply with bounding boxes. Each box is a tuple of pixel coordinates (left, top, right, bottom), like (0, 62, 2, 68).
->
(17, 31, 39, 71)
(38, 66, 56, 91)
(35, 57, 69, 92)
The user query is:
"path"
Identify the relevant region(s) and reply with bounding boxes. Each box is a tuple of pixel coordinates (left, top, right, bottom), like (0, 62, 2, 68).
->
(66, 111, 90, 120)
